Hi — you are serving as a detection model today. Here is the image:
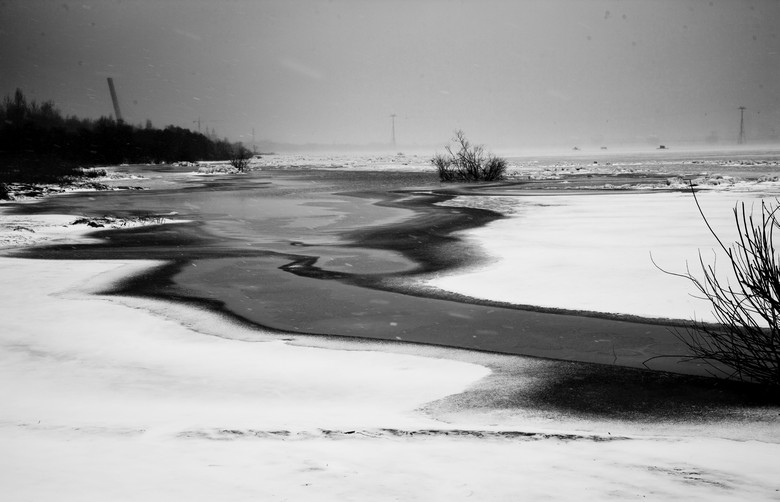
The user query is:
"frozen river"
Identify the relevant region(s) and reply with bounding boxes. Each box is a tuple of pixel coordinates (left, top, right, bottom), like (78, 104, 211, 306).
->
(4, 148, 780, 501)
(5, 147, 780, 375)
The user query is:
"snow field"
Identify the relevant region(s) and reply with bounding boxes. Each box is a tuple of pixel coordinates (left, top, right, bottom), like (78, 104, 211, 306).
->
(4, 422, 779, 501)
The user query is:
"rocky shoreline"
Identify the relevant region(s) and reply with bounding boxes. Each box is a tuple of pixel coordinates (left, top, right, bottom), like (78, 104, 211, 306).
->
(0, 179, 146, 202)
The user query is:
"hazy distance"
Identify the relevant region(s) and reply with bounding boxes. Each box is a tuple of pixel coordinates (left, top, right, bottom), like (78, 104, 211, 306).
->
(2, 0, 779, 151)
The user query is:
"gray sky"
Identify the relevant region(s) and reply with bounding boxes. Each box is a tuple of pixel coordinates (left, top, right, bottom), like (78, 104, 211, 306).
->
(2, 0, 779, 150)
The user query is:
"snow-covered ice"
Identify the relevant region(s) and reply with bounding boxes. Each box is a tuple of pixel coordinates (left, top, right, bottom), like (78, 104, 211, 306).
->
(430, 190, 775, 322)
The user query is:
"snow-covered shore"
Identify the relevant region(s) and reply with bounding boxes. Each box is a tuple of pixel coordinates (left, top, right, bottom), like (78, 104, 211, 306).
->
(1, 191, 779, 500)
(249, 151, 780, 191)
(430, 190, 777, 323)
(2, 251, 779, 501)
(0, 213, 183, 250)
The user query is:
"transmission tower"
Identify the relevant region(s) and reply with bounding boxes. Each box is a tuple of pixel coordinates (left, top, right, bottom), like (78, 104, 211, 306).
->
(390, 114, 397, 148)
(738, 106, 746, 144)
(192, 117, 221, 135)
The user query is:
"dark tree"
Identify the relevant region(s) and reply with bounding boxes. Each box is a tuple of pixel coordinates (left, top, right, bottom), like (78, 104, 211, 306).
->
(0, 89, 249, 183)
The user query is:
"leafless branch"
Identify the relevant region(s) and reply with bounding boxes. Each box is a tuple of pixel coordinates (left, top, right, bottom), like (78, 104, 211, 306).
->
(659, 184, 780, 386)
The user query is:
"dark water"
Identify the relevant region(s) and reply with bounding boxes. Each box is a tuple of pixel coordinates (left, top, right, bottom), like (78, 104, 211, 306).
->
(5, 165, 704, 374)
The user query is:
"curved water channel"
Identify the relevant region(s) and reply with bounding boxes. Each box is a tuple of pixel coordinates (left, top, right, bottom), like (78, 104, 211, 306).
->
(6, 166, 702, 375)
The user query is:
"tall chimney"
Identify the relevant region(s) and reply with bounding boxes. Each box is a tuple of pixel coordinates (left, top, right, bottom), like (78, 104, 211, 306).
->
(106, 77, 123, 122)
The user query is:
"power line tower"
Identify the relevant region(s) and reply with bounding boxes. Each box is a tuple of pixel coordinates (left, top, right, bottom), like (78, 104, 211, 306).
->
(738, 106, 746, 145)
(390, 114, 397, 148)
(193, 117, 221, 135)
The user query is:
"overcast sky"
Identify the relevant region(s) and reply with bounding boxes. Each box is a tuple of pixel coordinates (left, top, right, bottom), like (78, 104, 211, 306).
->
(2, 0, 779, 150)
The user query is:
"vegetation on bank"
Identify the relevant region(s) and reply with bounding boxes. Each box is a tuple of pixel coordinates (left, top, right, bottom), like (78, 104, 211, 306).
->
(432, 130, 507, 182)
(659, 187, 780, 388)
(229, 144, 253, 172)
(0, 89, 244, 185)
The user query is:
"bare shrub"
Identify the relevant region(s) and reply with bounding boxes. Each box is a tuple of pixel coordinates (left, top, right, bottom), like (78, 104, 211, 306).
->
(431, 130, 507, 182)
(432, 153, 455, 181)
(482, 155, 508, 181)
(229, 143, 252, 172)
(662, 188, 780, 386)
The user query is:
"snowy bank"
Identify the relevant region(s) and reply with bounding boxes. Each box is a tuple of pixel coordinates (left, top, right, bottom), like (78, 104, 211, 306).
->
(0, 257, 486, 432)
(0, 212, 183, 250)
(3, 255, 779, 501)
(430, 190, 773, 322)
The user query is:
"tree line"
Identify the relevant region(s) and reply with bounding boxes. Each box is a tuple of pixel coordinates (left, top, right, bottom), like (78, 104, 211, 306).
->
(0, 89, 240, 182)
